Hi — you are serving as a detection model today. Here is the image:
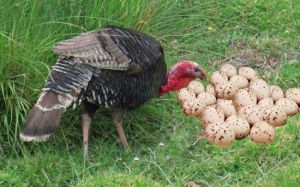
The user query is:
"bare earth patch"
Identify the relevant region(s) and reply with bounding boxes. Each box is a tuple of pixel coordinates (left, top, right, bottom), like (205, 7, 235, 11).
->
(210, 40, 299, 80)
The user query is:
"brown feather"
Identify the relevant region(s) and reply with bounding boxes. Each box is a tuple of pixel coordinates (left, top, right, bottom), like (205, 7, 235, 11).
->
(52, 29, 130, 71)
(20, 90, 73, 141)
(20, 106, 65, 141)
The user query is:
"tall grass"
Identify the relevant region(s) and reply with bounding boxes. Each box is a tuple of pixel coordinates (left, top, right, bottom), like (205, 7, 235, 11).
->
(0, 0, 300, 186)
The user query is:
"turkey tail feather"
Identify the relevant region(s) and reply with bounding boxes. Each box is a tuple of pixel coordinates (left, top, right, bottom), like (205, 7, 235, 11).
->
(20, 90, 72, 142)
(20, 106, 64, 141)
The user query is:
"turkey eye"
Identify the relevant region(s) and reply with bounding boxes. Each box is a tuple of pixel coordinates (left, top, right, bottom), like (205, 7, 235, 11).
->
(194, 68, 200, 72)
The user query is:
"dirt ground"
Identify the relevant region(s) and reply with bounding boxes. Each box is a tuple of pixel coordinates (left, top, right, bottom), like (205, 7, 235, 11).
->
(210, 40, 299, 80)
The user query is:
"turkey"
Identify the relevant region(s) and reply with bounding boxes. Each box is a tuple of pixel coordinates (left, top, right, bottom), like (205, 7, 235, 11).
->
(20, 26, 206, 158)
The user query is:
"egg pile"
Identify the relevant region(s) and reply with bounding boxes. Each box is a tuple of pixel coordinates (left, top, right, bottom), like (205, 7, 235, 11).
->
(177, 63, 300, 147)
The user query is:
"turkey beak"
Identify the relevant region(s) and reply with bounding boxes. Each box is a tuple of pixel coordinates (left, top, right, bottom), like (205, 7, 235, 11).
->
(198, 68, 207, 80)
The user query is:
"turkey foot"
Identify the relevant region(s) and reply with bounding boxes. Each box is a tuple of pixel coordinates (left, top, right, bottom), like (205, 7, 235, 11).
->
(113, 108, 129, 150)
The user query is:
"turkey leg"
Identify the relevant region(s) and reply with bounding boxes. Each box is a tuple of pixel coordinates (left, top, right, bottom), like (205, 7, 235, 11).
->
(82, 103, 99, 159)
(113, 108, 129, 150)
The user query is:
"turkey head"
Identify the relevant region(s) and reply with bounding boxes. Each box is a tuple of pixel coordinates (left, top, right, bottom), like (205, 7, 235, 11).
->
(159, 61, 206, 95)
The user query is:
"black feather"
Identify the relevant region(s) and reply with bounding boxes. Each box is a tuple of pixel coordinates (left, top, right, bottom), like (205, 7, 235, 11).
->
(20, 26, 167, 143)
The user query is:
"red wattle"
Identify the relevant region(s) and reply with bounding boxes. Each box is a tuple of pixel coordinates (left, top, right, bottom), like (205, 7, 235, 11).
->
(159, 77, 195, 95)
(158, 86, 169, 96)
(169, 77, 194, 91)
(158, 61, 202, 95)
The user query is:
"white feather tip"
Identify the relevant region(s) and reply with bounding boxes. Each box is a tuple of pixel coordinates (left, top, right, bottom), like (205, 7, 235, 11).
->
(19, 133, 51, 142)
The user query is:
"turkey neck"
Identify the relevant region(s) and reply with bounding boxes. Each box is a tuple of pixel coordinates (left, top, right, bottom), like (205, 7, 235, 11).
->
(159, 67, 192, 95)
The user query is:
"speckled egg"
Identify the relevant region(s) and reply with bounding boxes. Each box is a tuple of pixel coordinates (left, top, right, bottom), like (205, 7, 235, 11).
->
(232, 88, 257, 111)
(238, 105, 263, 126)
(269, 85, 284, 102)
(250, 121, 276, 144)
(285, 88, 300, 105)
(187, 80, 205, 95)
(206, 84, 215, 96)
(214, 81, 239, 100)
(177, 88, 196, 104)
(226, 115, 250, 140)
(216, 99, 237, 118)
(249, 78, 271, 101)
(238, 67, 258, 81)
(209, 71, 228, 87)
(257, 97, 274, 110)
(197, 92, 217, 106)
(220, 63, 237, 78)
(184, 181, 199, 187)
(229, 75, 249, 89)
(204, 121, 235, 147)
(182, 98, 206, 117)
(275, 98, 298, 116)
(262, 106, 287, 127)
(200, 105, 225, 129)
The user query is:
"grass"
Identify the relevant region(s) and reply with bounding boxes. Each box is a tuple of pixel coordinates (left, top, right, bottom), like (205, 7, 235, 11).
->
(1, 0, 300, 186)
